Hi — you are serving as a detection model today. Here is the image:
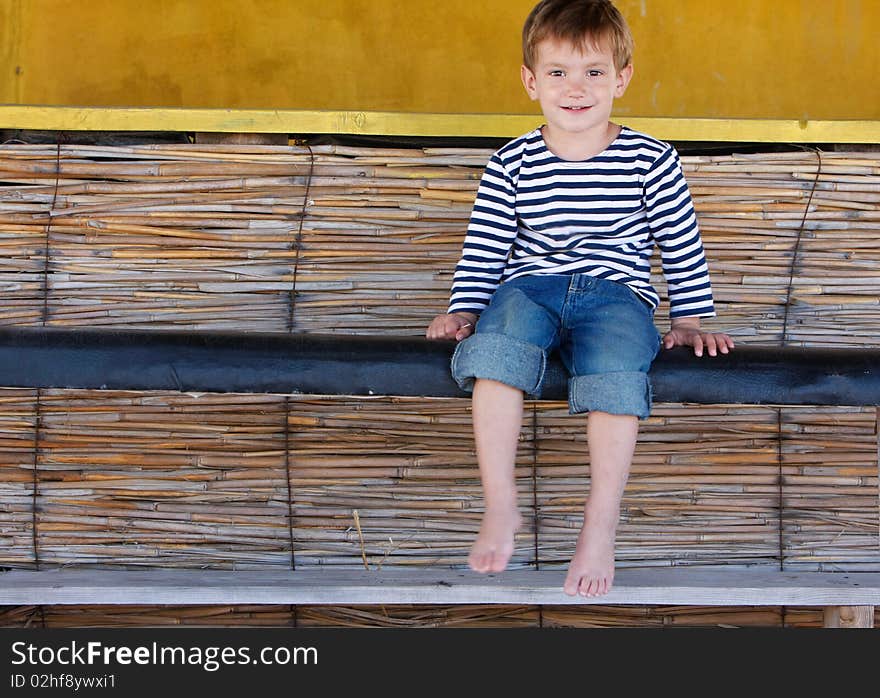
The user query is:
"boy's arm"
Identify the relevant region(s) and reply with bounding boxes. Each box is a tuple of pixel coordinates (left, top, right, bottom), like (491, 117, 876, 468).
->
(428, 153, 519, 341)
(446, 154, 519, 317)
(646, 146, 734, 356)
(646, 146, 715, 320)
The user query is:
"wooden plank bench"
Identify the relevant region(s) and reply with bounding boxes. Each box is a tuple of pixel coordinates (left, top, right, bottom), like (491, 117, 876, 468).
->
(1, 327, 878, 627)
(0, 568, 876, 627)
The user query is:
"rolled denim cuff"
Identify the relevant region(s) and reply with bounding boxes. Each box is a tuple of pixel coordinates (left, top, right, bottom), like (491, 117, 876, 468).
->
(451, 332, 547, 397)
(568, 371, 653, 419)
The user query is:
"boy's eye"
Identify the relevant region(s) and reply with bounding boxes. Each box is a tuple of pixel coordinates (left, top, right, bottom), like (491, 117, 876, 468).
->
(548, 70, 565, 77)
(587, 70, 604, 77)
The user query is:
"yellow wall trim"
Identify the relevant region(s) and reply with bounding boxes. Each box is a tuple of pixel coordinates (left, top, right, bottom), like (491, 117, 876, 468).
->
(1, 107, 879, 144)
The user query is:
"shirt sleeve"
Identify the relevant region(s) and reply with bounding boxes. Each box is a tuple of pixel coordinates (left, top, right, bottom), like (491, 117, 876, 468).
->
(645, 146, 716, 318)
(447, 153, 519, 315)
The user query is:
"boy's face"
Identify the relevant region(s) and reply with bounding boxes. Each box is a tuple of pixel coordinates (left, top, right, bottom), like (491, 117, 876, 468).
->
(521, 36, 632, 144)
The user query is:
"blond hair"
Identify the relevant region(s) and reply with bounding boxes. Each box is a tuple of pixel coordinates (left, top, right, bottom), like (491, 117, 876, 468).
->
(522, 0, 634, 72)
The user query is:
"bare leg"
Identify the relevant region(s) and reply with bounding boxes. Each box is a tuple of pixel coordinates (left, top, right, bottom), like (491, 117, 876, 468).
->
(468, 378, 524, 573)
(564, 411, 638, 596)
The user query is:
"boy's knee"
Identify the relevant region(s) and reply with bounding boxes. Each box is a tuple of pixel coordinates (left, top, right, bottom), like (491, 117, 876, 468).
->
(451, 332, 547, 396)
(568, 371, 653, 419)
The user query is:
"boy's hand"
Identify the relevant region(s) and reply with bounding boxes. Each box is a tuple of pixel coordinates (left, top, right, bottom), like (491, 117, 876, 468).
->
(662, 318, 735, 358)
(426, 312, 478, 342)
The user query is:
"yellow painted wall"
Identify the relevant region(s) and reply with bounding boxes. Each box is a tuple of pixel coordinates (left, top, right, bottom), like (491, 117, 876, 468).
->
(0, 0, 877, 120)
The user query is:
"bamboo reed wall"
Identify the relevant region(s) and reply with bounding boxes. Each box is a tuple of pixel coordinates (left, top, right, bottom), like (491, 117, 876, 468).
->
(0, 139, 878, 627)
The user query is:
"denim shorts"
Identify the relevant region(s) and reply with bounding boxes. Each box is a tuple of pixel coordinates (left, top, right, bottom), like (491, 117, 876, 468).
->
(451, 274, 662, 419)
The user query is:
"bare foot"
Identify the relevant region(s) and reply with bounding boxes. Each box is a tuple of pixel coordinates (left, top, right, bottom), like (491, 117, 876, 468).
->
(468, 506, 523, 573)
(563, 511, 617, 596)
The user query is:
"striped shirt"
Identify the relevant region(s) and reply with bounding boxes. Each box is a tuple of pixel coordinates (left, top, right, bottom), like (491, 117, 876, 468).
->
(448, 126, 715, 319)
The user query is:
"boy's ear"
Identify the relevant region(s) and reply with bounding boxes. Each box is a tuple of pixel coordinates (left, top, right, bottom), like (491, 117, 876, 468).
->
(521, 64, 539, 100)
(615, 63, 634, 97)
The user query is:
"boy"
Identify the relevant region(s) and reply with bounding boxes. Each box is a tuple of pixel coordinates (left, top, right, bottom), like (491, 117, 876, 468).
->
(427, 0, 734, 597)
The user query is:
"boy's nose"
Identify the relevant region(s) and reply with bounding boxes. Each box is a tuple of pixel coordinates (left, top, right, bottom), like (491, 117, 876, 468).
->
(566, 75, 588, 94)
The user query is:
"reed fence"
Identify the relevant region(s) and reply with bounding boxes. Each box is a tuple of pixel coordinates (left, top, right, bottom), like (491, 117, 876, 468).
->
(0, 140, 877, 627)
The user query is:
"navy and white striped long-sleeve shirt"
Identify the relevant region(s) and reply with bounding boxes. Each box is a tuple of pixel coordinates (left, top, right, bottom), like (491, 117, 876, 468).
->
(448, 126, 716, 319)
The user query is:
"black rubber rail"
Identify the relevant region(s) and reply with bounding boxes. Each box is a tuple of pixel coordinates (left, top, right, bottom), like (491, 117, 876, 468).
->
(1, 327, 879, 406)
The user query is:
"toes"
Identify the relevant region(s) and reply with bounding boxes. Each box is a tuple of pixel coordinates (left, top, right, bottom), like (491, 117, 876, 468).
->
(578, 576, 596, 597)
(468, 550, 488, 573)
(488, 554, 505, 573)
(572, 575, 613, 597)
(488, 546, 512, 572)
(469, 545, 513, 573)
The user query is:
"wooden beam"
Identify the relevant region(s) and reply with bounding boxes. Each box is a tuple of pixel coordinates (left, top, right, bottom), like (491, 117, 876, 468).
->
(2, 568, 879, 607)
(194, 132, 288, 145)
(1, 106, 879, 142)
(823, 606, 875, 628)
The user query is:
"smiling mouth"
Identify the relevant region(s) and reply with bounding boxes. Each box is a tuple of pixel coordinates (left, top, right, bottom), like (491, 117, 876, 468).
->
(563, 106, 592, 111)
